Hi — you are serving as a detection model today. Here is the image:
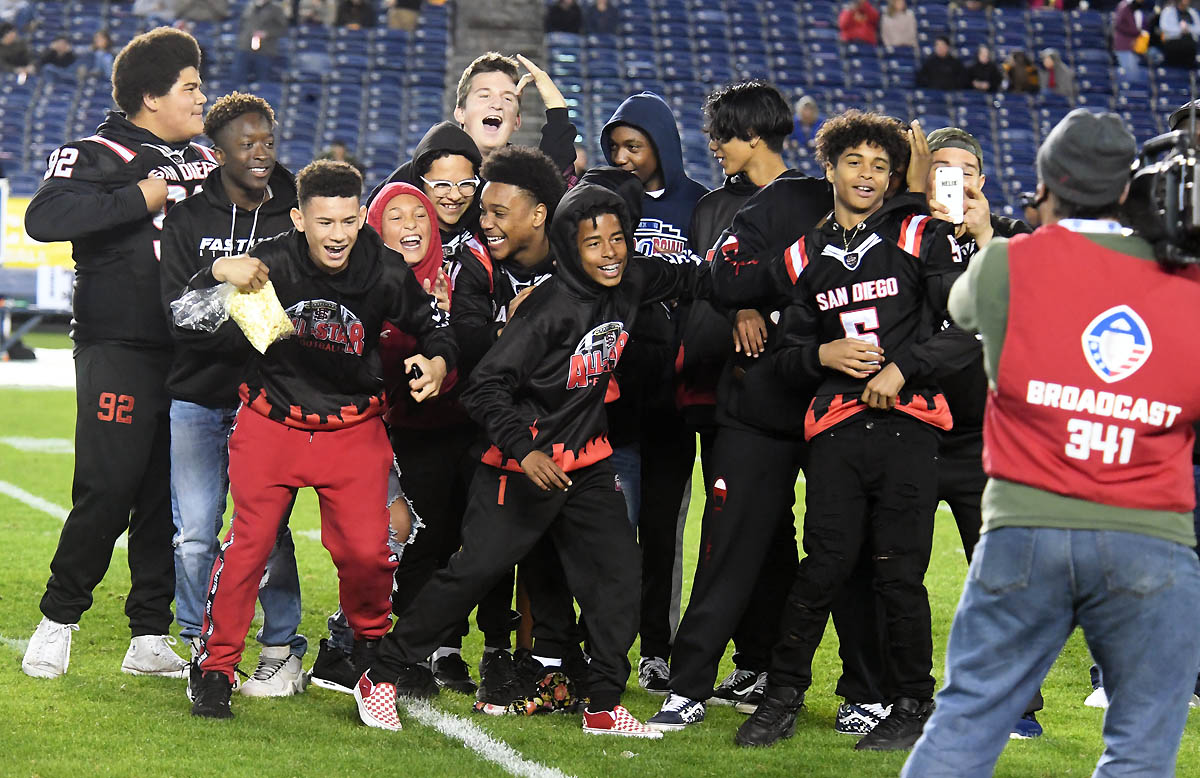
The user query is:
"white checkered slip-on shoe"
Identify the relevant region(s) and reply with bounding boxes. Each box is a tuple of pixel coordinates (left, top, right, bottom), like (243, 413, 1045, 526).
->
(582, 704, 664, 739)
(355, 672, 402, 731)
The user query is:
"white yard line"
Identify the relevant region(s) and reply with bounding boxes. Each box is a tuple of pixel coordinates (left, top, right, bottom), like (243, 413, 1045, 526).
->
(399, 699, 576, 778)
(0, 634, 30, 654)
(0, 436, 74, 454)
(0, 479, 126, 549)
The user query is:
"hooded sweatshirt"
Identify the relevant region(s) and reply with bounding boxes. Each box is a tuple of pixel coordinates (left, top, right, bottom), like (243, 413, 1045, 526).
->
(25, 111, 220, 347)
(367, 181, 471, 430)
(460, 184, 710, 472)
(161, 163, 298, 406)
(181, 226, 456, 430)
(366, 121, 484, 255)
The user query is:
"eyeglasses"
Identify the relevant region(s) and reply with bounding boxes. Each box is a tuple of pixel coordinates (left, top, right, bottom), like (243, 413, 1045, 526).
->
(420, 176, 480, 197)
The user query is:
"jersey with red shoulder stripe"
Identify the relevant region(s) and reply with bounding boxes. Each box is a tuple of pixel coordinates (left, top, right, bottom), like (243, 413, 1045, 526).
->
(25, 112, 218, 346)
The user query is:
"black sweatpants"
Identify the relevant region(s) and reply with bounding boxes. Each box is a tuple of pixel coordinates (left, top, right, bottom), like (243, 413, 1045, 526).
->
(637, 408, 695, 660)
(390, 424, 515, 649)
(771, 411, 940, 701)
(40, 342, 175, 636)
(373, 461, 639, 711)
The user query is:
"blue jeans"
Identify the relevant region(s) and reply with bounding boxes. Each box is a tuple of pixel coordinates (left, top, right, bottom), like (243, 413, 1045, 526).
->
(903, 527, 1200, 778)
(609, 443, 641, 528)
(170, 400, 305, 656)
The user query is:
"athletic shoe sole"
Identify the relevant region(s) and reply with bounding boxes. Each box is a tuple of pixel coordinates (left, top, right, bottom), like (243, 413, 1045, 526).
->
(644, 720, 696, 732)
(121, 665, 188, 678)
(309, 674, 355, 695)
(583, 726, 663, 739)
(21, 662, 65, 679)
(240, 675, 307, 697)
(733, 701, 759, 715)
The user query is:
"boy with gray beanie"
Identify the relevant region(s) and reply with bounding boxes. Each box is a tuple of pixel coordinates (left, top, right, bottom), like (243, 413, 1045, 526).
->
(902, 109, 1200, 777)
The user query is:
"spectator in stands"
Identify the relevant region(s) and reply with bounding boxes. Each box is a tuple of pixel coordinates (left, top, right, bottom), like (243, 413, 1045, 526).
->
(38, 35, 77, 79)
(335, 0, 377, 28)
(1112, 0, 1151, 74)
(318, 139, 366, 174)
(966, 44, 1003, 92)
(881, 0, 917, 48)
(0, 22, 33, 77)
(82, 29, 115, 79)
(1004, 50, 1040, 93)
(0, 1, 32, 32)
(546, 0, 584, 34)
(386, 0, 421, 30)
(839, 0, 880, 45)
(787, 95, 823, 152)
(916, 36, 965, 90)
(295, 0, 334, 25)
(132, 0, 173, 24)
(1039, 48, 1076, 99)
(175, 0, 231, 21)
(1029, 0, 1064, 9)
(1159, 0, 1200, 68)
(233, 0, 288, 86)
(583, 0, 618, 36)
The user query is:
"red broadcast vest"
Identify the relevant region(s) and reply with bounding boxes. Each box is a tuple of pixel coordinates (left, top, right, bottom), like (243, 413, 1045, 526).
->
(984, 224, 1200, 512)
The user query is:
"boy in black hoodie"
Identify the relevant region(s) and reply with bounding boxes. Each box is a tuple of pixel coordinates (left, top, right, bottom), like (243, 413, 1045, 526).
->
(600, 89, 710, 695)
(354, 183, 709, 738)
(158, 92, 306, 696)
(183, 161, 456, 719)
(21, 27, 215, 682)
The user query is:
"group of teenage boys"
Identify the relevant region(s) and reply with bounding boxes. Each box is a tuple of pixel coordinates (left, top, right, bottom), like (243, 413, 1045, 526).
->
(16, 22, 1200, 771)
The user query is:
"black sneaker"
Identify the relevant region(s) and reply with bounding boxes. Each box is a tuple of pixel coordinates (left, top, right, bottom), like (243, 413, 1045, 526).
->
(474, 650, 523, 715)
(854, 697, 934, 751)
(734, 685, 805, 747)
(191, 669, 234, 719)
(637, 656, 671, 694)
(392, 660, 439, 699)
(309, 638, 359, 694)
(432, 652, 477, 695)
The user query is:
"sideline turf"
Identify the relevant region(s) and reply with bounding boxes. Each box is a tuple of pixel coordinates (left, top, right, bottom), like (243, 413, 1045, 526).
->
(1, 387, 1197, 777)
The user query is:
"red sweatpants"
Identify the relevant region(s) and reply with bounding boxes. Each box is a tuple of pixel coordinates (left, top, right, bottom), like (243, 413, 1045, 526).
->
(199, 407, 396, 679)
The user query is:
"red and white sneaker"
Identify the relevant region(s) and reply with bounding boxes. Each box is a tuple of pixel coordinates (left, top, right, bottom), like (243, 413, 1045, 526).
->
(582, 705, 664, 739)
(354, 672, 402, 732)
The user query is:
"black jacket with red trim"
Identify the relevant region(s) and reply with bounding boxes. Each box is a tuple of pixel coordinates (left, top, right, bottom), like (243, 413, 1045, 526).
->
(25, 111, 219, 347)
(714, 193, 973, 439)
(460, 184, 709, 473)
(161, 164, 298, 407)
(181, 226, 456, 430)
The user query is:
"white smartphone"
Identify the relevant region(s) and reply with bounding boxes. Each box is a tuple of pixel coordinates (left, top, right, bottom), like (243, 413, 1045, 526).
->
(935, 166, 964, 225)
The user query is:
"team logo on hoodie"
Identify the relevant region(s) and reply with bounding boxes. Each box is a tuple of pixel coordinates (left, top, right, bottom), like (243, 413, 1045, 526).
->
(635, 219, 689, 258)
(286, 299, 367, 356)
(566, 321, 629, 389)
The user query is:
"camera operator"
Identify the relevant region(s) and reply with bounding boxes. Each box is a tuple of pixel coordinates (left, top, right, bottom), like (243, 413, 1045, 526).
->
(902, 109, 1200, 778)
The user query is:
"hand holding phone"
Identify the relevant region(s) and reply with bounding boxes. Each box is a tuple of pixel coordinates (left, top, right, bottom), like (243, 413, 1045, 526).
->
(935, 166, 965, 225)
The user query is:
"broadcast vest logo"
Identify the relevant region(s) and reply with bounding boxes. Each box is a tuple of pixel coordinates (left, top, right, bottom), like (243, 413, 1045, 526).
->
(1081, 305, 1152, 384)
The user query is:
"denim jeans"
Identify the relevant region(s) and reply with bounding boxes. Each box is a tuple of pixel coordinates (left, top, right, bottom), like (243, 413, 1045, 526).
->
(609, 443, 641, 528)
(170, 400, 306, 656)
(903, 527, 1200, 778)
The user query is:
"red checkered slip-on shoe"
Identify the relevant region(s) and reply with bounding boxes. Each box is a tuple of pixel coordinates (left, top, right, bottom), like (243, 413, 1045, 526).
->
(355, 672, 402, 731)
(582, 705, 664, 739)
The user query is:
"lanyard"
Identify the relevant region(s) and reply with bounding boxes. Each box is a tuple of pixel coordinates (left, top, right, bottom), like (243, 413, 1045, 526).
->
(1057, 218, 1132, 236)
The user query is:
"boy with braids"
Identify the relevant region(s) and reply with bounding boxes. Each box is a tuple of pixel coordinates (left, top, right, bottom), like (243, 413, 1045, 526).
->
(712, 110, 972, 752)
(182, 160, 455, 718)
(22, 27, 215, 681)
(159, 91, 306, 697)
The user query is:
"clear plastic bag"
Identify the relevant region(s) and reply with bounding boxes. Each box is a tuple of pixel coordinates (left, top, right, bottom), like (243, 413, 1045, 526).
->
(171, 281, 295, 354)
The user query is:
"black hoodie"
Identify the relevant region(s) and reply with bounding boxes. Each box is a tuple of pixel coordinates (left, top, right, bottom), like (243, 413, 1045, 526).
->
(182, 227, 457, 430)
(25, 111, 220, 347)
(365, 121, 484, 255)
(460, 184, 709, 473)
(160, 163, 298, 407)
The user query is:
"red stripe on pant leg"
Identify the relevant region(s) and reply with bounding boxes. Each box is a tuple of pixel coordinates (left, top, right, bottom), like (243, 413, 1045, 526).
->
(498, 474, 507, 506)
(200, 408, 299, 680)
(310, 418, 397, 641)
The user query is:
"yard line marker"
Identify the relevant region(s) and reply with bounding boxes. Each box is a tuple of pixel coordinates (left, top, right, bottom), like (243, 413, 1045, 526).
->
(296, 529, 321, 542)
(0, 436, 74, 454)
(399, 699, 576, 778)
(1, 480, 126, 549)
(0, 634, 30, 655)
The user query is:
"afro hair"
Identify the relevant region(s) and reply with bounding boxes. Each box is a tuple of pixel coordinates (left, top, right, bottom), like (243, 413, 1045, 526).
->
(480, 145, 567, 222)
(814, 109, 909, 175)
(111, 27, 201, 118)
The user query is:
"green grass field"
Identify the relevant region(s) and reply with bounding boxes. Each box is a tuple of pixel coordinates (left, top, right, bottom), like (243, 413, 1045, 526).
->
(1, 382, 1198, 777)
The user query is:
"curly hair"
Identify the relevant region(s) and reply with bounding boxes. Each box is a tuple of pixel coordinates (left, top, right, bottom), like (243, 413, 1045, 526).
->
(814, 110, 908, 174)
(203, 92, 275, 146)
(111, 27, 201, 117)
(296, 160, 363, 205)
(703, 80, 794, 153)
(456, 51, 521, 113)
(481, 145, 567, 222)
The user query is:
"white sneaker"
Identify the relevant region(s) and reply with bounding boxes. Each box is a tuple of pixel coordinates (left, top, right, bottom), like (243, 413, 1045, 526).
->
(121, 635, 188, 677)
(22, 617, 78, 679)
(1084, 687, 1109, 709)
(241, 645, 306, 697)
(1190, 694, 1200, 709)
